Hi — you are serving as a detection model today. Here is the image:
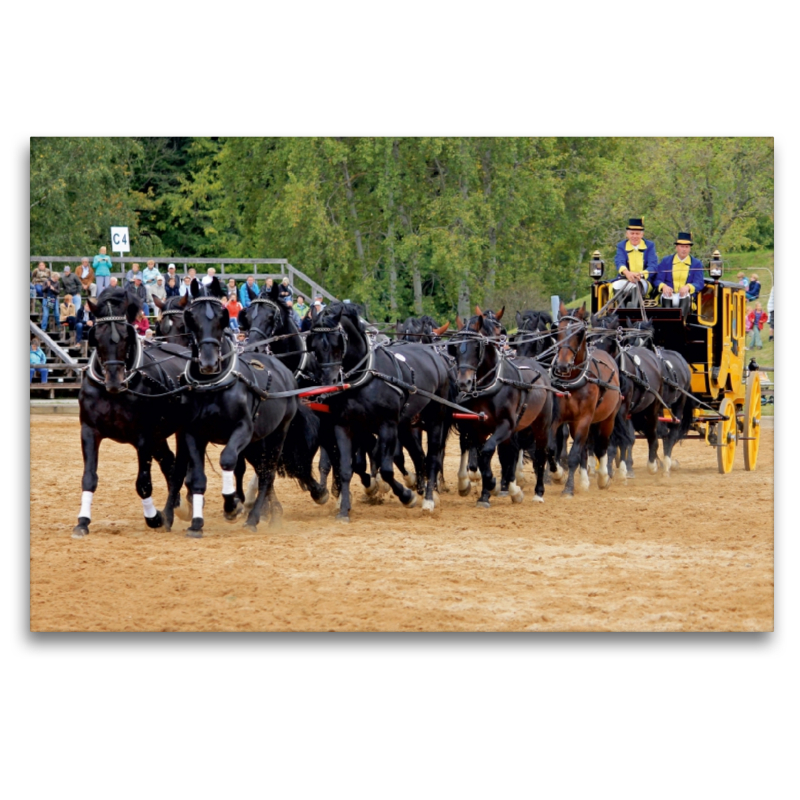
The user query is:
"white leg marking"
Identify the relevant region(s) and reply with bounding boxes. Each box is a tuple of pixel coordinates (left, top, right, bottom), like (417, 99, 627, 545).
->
(647, 459, 659, 474)
(422, 498, 435, 512)
(458, 452, 471, 492)
(468, 469, 480, 482)
(663, 455, 672, 475)
(192, 494, 205, 519)
(377, 475, 391, 494)
(244, 475, 258, 507)
(552, 464, 565, 483)
(222, 470, 235, 495)
(509, 481, 524, 504)
(142, 496, 157, 518)
(432, 491, 440, 508)
(532, 494, 544, 503)
(618, 460, 628, 479)
(579, 467, 590, 490)
(403, 471, 417, 489)
(364, 476, 380, 497)
(597, 455, 610, 489)
(79, 490, 94, 520)
(515, 451, 526, 485)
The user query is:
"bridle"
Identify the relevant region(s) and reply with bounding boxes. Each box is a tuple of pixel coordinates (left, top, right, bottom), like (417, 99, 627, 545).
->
(552, 316, 588, 378)
(88, 313, 143, 388)
(309, 323, 350, 371)
(245, 298, 283, 342)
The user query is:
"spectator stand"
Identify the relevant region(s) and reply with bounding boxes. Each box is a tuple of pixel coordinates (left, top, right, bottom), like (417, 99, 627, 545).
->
(29, 320, 84, 401)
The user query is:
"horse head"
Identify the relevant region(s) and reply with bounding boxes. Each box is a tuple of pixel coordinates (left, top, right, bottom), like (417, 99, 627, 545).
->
(308, 302, 360, 385)
(630, 318, 656, 350)
(453, 312, 502, 394)
(240, 287, 285, 345)
(88, 287, 141, 393)
(591, 312, 620, 357)
(553, 301, 588, 378)
(154, 293, 190, 343)
(184, 277, 229, 374)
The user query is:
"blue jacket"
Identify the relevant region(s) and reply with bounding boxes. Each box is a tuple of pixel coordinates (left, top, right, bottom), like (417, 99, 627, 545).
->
(614, 239, 659, 276)
(654, 254, 705, 294)
(30, 348, 46, 367)
(239, 281, 259, 308)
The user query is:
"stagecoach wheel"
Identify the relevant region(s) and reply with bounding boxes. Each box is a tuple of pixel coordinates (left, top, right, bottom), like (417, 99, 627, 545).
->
(716, 397, 737, 474)
(743, 371, 762, 471)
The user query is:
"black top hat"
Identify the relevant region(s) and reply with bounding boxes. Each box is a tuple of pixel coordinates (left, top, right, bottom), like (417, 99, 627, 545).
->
(675, 232, 693, 246)
(626, 217, 644, 230)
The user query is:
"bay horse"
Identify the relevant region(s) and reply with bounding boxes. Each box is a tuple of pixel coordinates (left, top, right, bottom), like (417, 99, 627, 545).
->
(550, 302, 622, 496)
(163, 277, 298, 536)
(307, 302, 452, 521)
(451, 307, 555, 506)
(73, 287, 191, 538)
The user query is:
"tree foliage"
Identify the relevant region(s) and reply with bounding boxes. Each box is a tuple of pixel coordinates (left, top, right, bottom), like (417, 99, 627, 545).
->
(30, 136, 773, 319)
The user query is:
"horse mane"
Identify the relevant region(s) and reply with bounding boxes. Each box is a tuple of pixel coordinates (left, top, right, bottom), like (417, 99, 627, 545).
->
(95, 286, 139, 318)
(322, 301, 366, 333)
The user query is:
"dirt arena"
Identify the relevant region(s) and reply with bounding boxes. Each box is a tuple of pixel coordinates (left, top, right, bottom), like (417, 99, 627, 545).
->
(29, 415, 774, 632)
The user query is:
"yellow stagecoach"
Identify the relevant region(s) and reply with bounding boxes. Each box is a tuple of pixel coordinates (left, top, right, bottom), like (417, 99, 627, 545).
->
(589, 250, 762, 473)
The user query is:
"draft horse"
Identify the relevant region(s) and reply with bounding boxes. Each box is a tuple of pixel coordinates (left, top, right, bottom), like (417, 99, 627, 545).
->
(73, 287, 191, 538)
(550, 302, 622, 496)
(451, 308, 555, 506)
(164, 278, 298, 536)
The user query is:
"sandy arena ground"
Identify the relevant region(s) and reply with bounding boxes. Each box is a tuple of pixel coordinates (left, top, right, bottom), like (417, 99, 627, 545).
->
(29, 415, 774, 632)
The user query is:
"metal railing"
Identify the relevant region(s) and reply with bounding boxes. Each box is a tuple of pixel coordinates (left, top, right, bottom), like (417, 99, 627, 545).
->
(30, 256, 339, 304)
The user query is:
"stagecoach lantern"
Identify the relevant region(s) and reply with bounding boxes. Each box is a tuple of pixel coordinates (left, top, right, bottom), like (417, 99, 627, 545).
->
(589, 250, 605, 278)
(709, 249, 723, 279)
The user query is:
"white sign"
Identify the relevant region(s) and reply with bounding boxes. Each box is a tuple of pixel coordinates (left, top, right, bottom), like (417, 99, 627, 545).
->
(110, 226, 130, 253)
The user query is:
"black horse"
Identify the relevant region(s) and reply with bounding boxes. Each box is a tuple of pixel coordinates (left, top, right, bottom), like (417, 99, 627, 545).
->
(163, 277, 298, 536)
(152, 293, 191, 345)
(627, 319, 696, 475)
(73, 287, 191, 538)
(592, 313, 667, 479)
(236, 289, 329, 506)
(396, 315, 450, 343)
(450, 308, 555, 506)
(307, 302, 453, 521)
(513, 310, 555, 361)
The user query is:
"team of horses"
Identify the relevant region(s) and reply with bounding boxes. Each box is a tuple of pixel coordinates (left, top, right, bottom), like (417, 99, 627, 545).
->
(74, 279, 695, 537)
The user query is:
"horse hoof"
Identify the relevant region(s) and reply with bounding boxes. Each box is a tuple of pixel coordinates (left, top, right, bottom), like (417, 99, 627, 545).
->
(560, 489, 574, 498)
(145, 510, 164, 529)
(476, 500, 491, 509)
(223, 500, 244, 521)
(186, 518, 204, 538)
(377, 476, 391, 494)
(336, 514, 350, 524)
(314, 490, 330, 506)
(532, 494, 544, 503)
(403, 472, 417, 490)
(71, 525, 89, 539)
(364, 478, 380, 498)
(671, 459, 681, 470)
(422, 498, 435, 513)
(511, 489, 524, 504)
(403, 492, 418, 509)
(163, 518, 172, 533)
(468, 469, 480, 482)
(647, 461, 659, 474)
(185, 530, 203, 539)
(242, 523, 258, 533)
(497, 490, 509, 498)
(458, 486, 472, 498)
(597, 474, 611, 489)
(551, 466, 565, 484)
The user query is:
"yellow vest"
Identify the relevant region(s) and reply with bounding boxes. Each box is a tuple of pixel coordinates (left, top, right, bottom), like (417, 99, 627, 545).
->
(623, 241, 648, 276)
(669, 254, 694, 294)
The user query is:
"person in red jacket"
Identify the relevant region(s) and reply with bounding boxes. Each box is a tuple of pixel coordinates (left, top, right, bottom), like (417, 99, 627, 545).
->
(224, 292, 242, 332)
(746, 302, 766, 349)
(134, 309, 151, 338)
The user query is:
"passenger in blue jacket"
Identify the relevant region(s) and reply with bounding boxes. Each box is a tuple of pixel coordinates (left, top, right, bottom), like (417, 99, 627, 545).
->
(654, 232, 705, 316)
(611, 217, 658, 307)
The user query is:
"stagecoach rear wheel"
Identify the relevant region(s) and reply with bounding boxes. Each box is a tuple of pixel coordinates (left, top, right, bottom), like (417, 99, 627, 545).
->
(716, 397, 737, 474)
(743, 371, 762, 471)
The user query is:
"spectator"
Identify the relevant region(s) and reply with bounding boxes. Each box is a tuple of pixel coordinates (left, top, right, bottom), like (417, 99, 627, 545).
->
(187, 267, 197, 282)
(239, 275, 259, 308)
(61, 265, 83, 309)
(109, 276, 119, 289)
(60, 296, 78, 338)
(264, 278, 274, 294)
(166, 263, 179, 287)
(125, 262, 142, 286)
(277, 276, 293, 305)
(226, 278, 238, 297)
(202, 267, 217, 286)
(75, 301, 95, 343)
(93, 245, 113, 295)
(225, 293, 242, 332)
(313, 294, 326, 310)
(294, 295, 309, 319)
(134, 309, 150, 337)
(149, 275, 167, 311)
(31, 262, 51, 297)
(126, 275, 150, 316)
(165, 276, 180, 298)
(179, 275, 193, 297)
(144, 329, 154, 340)
(767, 285, 774, 342)
(746, 302, 766, 349)
(30, 340, 48, 384)
(142, 259, 161, 287)
(736, 271, 749, 288)
(77, 257, 95, 297)
(745, 274, 761, 301)
(285, 299, 302, 328)
(41, 272, 62, 332)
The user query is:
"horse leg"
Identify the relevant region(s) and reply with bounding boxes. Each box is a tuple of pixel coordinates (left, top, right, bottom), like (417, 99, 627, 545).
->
(219, 423, 253, 521)
(498, 439, 524, 504)
(515, 449, 527, 487)
(242, 429, 285, 531)
(532, 439, 548, 503)
(134, 438, 165, 530)
(400, 427, 426, 495)
(420, 417, 445, 513)
(562, 419, 590, 498)
(378, 421, 417, 508)
(476, 421, 512, 508)
(333, 425, 355, 522)
(592, 418, 615, 490)
(458, 440, 472, 496)
(152, 437, 187, 532)
(551, 423, 567, 483)
(162, 431, 191, 530)
(183, 432, 209, 537)
(468, 446, 480, 483)
(578, 444, 590, 491)
(73, 424, 102, 538)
